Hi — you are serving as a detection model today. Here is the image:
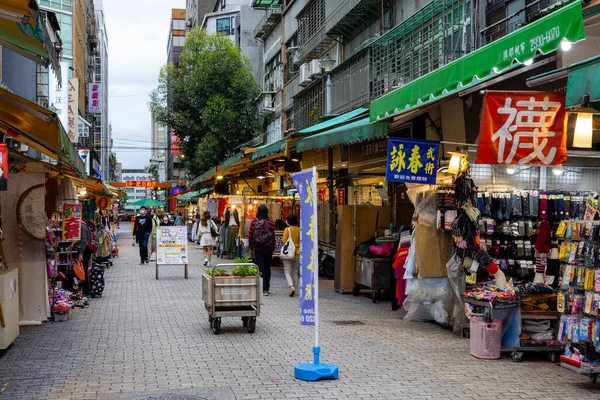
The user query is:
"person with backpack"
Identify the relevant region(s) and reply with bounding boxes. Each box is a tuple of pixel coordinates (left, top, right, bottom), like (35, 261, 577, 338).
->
(197, 211, 217, 266)
(249, 204, 275, 296)
(281, 213, 300, 297)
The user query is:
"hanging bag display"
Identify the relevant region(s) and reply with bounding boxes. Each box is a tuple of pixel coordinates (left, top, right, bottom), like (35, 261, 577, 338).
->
(280, 228, 296, 260)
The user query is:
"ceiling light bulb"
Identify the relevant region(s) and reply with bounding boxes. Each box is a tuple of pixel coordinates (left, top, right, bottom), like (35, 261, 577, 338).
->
(257, 175, 265, 179)
(505, 164, 516, 175)
(552, 164, 564, 176)
(523, 59, 533, 66)
(216, 175, 224, 180)
(560, 39, 572, 51)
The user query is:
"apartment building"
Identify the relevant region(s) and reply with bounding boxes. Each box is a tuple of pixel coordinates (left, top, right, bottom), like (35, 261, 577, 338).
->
(93, 0, 111, 181)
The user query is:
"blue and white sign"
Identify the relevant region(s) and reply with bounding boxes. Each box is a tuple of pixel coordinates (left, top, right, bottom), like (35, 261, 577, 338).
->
(292, 168, 317, 326)
(386, 138, 440, 184)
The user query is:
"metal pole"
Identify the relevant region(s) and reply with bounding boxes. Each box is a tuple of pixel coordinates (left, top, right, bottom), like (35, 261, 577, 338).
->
(328, 148, 335, 244)
(325, 74, 332, 115)
(312, 166, 319, 353)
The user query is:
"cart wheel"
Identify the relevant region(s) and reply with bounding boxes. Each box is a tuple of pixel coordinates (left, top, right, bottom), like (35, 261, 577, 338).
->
(212, 318, 221, 335)
(372, 290, 377, 303)
(549, 352, 558, 364)
(352, 283, 360, 296)
(247, 317, 256, 333)
(511, 352, 522, 362)
(242, 317, 248, 327)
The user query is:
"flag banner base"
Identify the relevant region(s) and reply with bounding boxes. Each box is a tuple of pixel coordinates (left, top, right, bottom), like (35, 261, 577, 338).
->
(294, 346, 339, 382)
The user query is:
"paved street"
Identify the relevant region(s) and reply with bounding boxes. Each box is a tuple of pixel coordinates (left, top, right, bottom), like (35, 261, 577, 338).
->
(1, 227, 599, 400)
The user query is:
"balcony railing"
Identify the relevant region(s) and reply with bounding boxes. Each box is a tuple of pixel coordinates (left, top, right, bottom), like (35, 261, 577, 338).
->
(480, 0, 563, 46)
(263, 64, 283, 93)
(254, 4, 283, 41)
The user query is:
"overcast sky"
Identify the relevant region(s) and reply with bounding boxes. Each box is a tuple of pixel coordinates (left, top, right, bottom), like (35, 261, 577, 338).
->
(103, 0, 184, 170)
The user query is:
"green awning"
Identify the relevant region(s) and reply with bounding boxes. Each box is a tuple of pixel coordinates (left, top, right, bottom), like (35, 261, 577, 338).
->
(189, 166, 217, 186)
(251, 0, 281, 7)
(177, 187, 213, 200)
(296, 118, 387, 153)
(250, 138, 287, 162)
(369, 1, 586, 122)
(58, 122, 86, 178)
(566, 54, 600, 112)
(222, 152, 243, 169)
(299, 107, 368, 135)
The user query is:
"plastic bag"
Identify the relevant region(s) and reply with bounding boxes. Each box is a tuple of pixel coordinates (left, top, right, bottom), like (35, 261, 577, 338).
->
(368, 243, 394, 257)
(403, 298, 448, 324)
(405, 278, 448, 302)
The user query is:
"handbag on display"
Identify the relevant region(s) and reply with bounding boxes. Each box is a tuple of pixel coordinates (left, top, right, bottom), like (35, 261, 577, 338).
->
(73, 260, 85, 281)
(280, 228, 296, 260)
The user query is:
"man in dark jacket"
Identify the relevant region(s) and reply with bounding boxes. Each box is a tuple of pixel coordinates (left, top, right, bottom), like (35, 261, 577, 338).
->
(133, 206, 153, 264)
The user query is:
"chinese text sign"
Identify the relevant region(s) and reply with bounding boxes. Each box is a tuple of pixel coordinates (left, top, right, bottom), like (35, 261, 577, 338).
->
(476, 91, 567, 165)
(88, 83, 101, 113)
(156, 226, 188, 265)
(292, 168, 317, 326)
(49, 61, 69, 130)
(68, 78, 79, 143)
(386, 138, 440, 184)
(62, 203, 82, 241)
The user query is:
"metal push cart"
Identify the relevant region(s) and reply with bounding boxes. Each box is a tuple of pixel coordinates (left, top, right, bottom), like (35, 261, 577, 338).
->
(203, 263, 261, 335)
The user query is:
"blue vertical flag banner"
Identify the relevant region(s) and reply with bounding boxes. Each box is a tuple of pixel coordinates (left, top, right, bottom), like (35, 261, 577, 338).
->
(385, 138, 440, 184)
(292, 168, 317, 326)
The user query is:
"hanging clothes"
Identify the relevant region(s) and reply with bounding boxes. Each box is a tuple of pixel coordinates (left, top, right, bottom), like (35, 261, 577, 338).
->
(218, 198, 228, 218)
(207, 198, 219, 219)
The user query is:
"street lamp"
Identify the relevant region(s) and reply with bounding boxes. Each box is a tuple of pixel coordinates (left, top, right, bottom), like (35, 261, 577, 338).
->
(321, 54, 336, 115)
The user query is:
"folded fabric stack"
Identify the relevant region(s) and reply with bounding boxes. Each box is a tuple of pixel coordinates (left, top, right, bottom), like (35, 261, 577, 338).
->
(522, 319, 554, 341)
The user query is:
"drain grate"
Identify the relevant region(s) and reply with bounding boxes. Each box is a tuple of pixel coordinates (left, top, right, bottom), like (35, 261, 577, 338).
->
(331, 320, 365, 325)
(130, 396, 208, 400)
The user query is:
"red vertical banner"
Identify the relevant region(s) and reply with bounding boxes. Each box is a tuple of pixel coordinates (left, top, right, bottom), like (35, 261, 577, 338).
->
(476, 91, 567, 165)
(337, 189, 345, 205)
(0, 144, 7, 191)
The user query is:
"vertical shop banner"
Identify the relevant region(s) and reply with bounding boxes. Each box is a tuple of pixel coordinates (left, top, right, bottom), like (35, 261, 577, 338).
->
(476, 91, 567, 165)
(156, 226, 188, 265)
(67, 78, 79, 143)
(62, 203, 82, 241)
(0, 144, 7, 191)
(49, 61, 69, 130)
(386, 138, 440, 184)
(88, 83, 101, 113)
(292, 168, 318, 326)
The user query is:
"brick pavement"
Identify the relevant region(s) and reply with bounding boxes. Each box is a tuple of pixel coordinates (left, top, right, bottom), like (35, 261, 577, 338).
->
(0, 226, 599, 399)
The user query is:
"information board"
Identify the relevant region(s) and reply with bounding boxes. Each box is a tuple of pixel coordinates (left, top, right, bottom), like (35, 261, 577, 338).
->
(156, 226, 188, 265)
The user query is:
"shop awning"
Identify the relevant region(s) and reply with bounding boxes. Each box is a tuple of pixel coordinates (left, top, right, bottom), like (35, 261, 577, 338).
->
(296, 118, 387, 152)
(189, 166, 218, 186)
(222, 152, 243, 169)
(369, 1, 586, 123)
(0, 88, 86, 177)
(250, 137, 287, 162)
(177, 187, 213, 201)
(298, 107, 368, 135)
(0, 1, 61, 83)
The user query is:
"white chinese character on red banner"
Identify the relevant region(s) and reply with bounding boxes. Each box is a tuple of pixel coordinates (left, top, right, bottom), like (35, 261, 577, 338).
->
(492, 96, 562, 164)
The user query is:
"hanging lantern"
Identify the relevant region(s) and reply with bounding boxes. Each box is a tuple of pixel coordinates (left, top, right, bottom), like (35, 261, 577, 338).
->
(572, 113, 594, 148)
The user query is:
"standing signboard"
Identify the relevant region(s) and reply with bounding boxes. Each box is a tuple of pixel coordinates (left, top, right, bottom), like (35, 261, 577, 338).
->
(476, 91, 567, 165)
(62, 203, 82, 241)
(155, 226, 189, 279)
(292, 167, 338, 381)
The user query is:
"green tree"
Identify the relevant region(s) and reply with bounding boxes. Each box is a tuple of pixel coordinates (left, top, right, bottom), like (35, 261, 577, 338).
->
(148, 163, 159, 181)
(149, 28, 260, 177)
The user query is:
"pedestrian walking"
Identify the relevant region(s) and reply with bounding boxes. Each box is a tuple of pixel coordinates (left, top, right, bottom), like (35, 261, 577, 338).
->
(249, 204, 275, 296)
(197, 211, 217, 266)
(174, 212, 183, 226)
(133, 206, 153, 264)
(148, 209, 160, 261)
(160, 214, 172, 226)
(282, 213, 300, 297)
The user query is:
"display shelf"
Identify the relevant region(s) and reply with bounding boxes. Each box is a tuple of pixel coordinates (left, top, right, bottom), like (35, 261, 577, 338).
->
(521, 312, 560, 320)
(463, 298, 519, 310)
(560, 361, 600, 383)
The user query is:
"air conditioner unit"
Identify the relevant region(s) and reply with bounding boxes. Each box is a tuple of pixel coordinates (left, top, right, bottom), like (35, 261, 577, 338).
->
(262, 93, 273, 109)
(309, 59, 321, 77)
(299, 63, 311, 86)
(6, 139, 29, 153)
